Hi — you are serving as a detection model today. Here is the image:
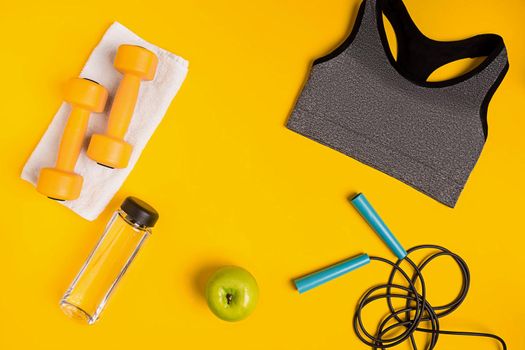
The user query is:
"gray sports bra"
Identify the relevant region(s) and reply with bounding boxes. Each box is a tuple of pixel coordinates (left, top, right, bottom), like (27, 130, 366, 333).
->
(287, 0, 509, 207)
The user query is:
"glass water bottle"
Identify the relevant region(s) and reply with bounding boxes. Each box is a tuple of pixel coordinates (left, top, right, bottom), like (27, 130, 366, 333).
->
(60, 196, 159, 324)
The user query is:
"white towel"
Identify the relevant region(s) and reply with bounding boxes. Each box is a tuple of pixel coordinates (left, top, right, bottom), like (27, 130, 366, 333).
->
(21, 22, 189, 221)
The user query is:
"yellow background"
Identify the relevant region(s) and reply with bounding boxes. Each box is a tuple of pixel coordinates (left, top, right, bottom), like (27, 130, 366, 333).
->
(1, 0, 524, 348)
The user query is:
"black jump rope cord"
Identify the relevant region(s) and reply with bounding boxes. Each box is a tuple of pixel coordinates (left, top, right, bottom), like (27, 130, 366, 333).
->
(353, 244, 507, 350)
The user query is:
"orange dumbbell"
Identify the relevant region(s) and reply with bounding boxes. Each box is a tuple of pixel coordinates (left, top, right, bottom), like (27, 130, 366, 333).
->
(37, 78, 108, 201)
(87, 45, 158, 169)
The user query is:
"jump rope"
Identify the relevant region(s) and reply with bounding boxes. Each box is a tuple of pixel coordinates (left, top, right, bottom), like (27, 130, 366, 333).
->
(294, 194, 506, 349)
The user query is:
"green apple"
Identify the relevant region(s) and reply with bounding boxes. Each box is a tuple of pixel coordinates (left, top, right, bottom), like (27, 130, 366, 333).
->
(205, 266, 259, 322)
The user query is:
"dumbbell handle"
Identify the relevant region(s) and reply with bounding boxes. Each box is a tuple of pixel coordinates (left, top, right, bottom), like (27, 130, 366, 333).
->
(55, 107, 90, 171)
(107, 74, 141, 139)
(294, 254, 370, 293)
(351, 193, 407, 260)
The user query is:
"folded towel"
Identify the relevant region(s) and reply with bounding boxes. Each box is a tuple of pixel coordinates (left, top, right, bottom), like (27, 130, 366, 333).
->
(21, 22, 189, 220)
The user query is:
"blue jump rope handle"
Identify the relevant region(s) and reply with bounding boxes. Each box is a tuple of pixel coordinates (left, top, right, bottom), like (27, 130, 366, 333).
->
(351, 193, 407, 260)
(294, 254, 370, 293)
(293, 193, 406, 293)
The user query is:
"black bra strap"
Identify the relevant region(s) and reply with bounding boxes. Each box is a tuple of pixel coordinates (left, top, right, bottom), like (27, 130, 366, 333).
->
(379, 0, 504, 81)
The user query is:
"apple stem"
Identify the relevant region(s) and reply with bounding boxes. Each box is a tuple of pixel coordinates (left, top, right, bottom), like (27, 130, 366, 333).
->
(226, 293, 233, 305)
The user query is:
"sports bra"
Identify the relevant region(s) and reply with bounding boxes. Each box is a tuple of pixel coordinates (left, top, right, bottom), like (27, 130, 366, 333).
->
(287, 0, 509, 207)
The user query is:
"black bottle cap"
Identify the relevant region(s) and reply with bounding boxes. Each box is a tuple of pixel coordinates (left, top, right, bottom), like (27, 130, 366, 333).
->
(120, 197, 159, 228)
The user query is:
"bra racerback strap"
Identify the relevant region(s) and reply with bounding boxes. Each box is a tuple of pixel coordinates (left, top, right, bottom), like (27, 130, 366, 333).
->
(378, 0, 507, 83)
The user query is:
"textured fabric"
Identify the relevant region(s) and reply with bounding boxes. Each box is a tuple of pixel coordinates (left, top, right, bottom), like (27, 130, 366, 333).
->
(22, 22, 189, 220)
(287, 0, 508, 207)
